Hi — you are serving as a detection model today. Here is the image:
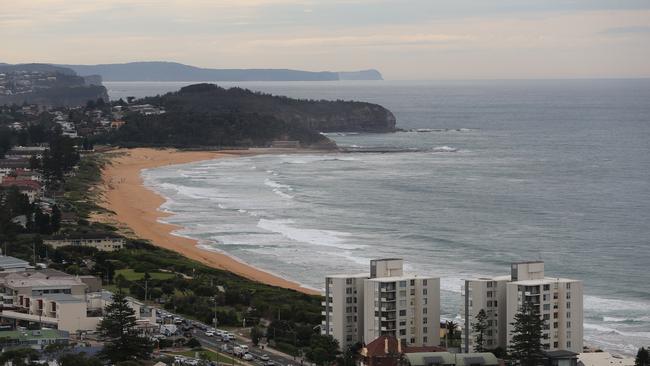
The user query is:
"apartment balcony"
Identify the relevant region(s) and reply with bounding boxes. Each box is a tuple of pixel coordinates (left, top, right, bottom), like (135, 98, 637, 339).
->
(321, 301, 328, 307)
(0, 310, 58, 325)
(321, 311, 332, 316)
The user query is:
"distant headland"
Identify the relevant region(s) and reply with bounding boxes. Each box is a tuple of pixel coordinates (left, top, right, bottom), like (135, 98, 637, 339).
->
(56, 61, 384, 82)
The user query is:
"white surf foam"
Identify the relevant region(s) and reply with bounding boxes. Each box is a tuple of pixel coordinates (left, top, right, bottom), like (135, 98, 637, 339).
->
(257, 218, 365, 250)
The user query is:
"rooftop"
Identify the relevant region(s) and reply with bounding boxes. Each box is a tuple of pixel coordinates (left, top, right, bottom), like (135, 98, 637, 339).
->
(0, 255, 31, 270)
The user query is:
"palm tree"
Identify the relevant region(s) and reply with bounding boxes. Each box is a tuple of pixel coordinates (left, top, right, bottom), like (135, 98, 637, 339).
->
(445, 320, 459, 348)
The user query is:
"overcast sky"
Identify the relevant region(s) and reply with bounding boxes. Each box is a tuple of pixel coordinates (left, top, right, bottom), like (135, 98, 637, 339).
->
(2, 0, 650, 79)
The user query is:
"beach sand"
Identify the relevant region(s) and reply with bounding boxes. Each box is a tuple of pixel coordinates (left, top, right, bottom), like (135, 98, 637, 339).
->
(94, 147, 318, 295)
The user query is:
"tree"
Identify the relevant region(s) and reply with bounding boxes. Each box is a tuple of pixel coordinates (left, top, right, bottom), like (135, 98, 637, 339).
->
(445, 320, 459, 347)
(306, 334, 340, 365)
(115, 273, 129, 290)
(472, 309, 488, 352)
(509, 302, 544, 366)
(98, 291, 153, 362)
(251, 326, 263, 346)
(51, 204, 62, 232)
(58, 352, 103, 366)
(0, 347, 40, 366)
(637, 347, 649, 366)
(186, 337, 202, 349)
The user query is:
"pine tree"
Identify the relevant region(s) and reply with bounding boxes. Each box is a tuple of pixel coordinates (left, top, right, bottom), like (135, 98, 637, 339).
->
(509, 302, 544, 366)
(636, 347, 649, 366)
(51, 205, 61, 232)
(97, 291, 153, 363)
(472, 308, 488, 352)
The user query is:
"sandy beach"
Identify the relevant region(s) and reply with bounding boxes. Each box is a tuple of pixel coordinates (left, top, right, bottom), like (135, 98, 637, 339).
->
(94, 147, 318, 295)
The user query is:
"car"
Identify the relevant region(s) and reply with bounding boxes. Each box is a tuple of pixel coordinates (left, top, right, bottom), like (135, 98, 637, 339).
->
(260, 354, 270, 361)
(265, 361, 275, 366)
(242, 353, 254, 361)
(205, 330, 215, 337)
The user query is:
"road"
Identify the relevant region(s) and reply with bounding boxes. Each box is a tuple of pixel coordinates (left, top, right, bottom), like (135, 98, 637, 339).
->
(192, 329, 303, 366)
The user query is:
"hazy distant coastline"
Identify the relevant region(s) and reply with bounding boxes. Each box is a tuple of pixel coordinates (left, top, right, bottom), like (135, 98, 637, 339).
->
(58, 61, 384, 82)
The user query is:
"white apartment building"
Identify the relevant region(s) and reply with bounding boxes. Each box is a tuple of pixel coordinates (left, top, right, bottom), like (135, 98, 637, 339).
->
(463, 261, 583, 354)
(323, 259, 440, 350)
(0, 265, 155, 333)
(43, 236, 125, 252)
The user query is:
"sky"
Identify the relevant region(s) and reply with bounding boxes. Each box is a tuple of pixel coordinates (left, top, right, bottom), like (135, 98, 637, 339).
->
(2, 0, 650, 80)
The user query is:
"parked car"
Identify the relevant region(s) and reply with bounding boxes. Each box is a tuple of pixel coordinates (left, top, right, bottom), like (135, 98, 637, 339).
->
(243, 353, 254, 361)
(205, 330, 215, 337)
(260, 354, 270, 361)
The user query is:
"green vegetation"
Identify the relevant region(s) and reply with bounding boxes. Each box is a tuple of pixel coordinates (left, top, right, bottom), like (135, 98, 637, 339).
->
(472, 308, 488, 352)
(96, 83, 394, 148)
(98, 291, 154, 362)
(171, 349, 239, 363)
(637, 347, 649, 366)
(509, 302, 544, 366)
(115, 268, 175, 281)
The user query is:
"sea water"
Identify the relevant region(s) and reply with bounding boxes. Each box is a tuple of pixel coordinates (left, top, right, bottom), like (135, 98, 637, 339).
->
(107, 79, 650, 355)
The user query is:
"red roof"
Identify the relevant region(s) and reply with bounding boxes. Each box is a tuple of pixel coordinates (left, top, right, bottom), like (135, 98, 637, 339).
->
(365, 335, 447, 357)
(0, 177, 42, 191)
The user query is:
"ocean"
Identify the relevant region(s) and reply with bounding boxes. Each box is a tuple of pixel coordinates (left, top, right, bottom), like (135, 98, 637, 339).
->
(106, 80, 650, 355)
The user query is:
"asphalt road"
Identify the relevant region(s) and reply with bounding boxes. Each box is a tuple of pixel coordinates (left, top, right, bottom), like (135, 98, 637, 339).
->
(193, 329, 302, 366)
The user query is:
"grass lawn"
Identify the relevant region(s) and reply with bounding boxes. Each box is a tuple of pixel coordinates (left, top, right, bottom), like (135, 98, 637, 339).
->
(115, 268, 176, 281)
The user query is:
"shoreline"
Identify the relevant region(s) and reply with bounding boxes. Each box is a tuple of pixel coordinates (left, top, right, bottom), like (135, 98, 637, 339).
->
(94, 147, 320, 295)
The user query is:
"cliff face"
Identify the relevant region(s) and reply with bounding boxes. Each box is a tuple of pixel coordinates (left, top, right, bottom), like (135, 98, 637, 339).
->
(275, 103, 396, 132)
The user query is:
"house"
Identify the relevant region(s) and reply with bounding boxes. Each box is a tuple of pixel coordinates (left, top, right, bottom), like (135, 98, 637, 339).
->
(405, 352, 499, 366)
(0, 177, 43, 202)
(577, 352, 635, 366)
(359, 335, 446, 366)
(0, 158, 30, 178)
(43, 235, 125, 252)
(0, 329, 69, 351)
(544, 350, 579, 366)
(0, 272, 156, 333)
(0, 255, 33, 272)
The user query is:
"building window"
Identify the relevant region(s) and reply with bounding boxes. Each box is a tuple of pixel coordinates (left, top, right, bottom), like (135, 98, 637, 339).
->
(399, 310, 406, 316)
(423, 279, 428, 286)
(423, 308, 427, 314)
(346, 288, 353, 294)
(400, 329, 406, 335)
(410, 338, 415, 344)
(410, 280, 415, 286)
(567, 341, 572, 348)
(399, 281, 407, 288)
(423, 288, 428, 295)
(567, 321, 571, 328)
(487, 301, 493, 307)
(423, 327, 428, 333)
(346, 278, 353, 285)
(543, 284, 550, 291)
(423, 317, 428, 324)
(487, 282, 493, 288)
(423, 336, 428, 343)
(567, 312, 571, 318)
(566, 302, 571, 309)
(543, 304, 550, 311)
(553, 342, 558, 348)
(494, 301, 498, 307)
(566, 292, 571, 299)
(487, 291, 493, 298)
(566, 283, 571, 289)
